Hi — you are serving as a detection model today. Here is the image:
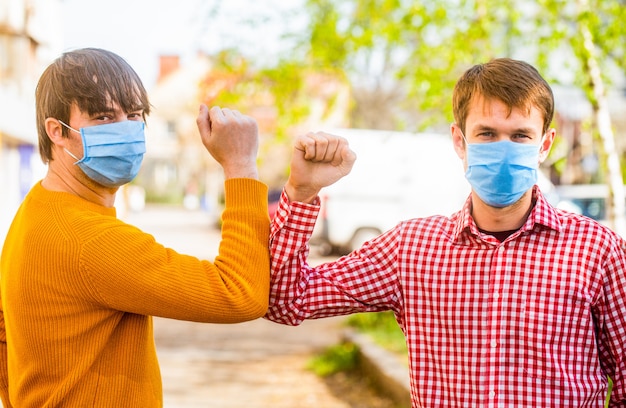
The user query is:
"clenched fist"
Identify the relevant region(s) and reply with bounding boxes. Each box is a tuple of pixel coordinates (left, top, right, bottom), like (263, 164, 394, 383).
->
(285, 132, 356, 203)
(196, 105, 259, 179)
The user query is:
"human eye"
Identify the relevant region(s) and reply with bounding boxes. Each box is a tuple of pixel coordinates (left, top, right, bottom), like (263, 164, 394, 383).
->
(92, 113, 114, 123)
(475, 131, 495, 141)
(512, 133, 531, 140)
(90, 107, 116, 122)
(127, 111, 144, 121)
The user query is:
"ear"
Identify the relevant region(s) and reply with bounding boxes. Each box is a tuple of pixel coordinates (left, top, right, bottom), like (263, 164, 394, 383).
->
(539, 128, 556, 163)
(44, 118, 68, 148)
(450, 123, 466, 160)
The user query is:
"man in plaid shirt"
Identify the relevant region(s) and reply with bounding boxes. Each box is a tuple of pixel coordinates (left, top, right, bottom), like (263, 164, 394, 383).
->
(264, 58, 625, 407)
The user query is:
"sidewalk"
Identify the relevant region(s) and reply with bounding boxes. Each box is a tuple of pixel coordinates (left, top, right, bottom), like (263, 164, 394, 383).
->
(154, 313, 353, 407)
(125, 205, 411, 407)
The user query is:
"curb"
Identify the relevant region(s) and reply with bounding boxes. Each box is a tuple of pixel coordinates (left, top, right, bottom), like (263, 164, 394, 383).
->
(342, 330, 411, 407)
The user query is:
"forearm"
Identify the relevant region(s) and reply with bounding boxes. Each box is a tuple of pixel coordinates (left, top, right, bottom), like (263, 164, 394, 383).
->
(266, 230, 398, 324)
(265, 193, 318, 324)
(265, 192, 399, 324)
(210, 178, 270, 319)
(82, 179, 270, 323)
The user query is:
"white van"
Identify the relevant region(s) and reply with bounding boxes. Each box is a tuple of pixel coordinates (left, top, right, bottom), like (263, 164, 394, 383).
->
(554, 183, 622, 226)
(311, 128, 565, 255)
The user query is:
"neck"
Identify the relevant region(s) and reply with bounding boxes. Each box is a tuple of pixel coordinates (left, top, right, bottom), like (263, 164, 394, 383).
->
(470, 190, 534, 232)
(42, 166, 117, 208)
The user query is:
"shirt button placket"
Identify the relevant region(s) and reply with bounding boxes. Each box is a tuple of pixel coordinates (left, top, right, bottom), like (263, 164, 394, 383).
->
(487, 244, 505, 406)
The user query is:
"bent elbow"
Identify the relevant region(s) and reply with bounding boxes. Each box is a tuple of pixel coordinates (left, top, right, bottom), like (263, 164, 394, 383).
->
(225, 290, 269, 323)
(250, 307, 268, 320)
(245, 295, 269, 320)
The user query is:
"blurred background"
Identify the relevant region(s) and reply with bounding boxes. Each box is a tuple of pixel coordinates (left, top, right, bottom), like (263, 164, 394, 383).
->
(1, 0, 626, 246)
(0, 1, 624, 405)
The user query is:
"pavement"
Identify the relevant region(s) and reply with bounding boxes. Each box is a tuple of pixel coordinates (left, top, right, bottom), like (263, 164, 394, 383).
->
(123, 204, 411, 408)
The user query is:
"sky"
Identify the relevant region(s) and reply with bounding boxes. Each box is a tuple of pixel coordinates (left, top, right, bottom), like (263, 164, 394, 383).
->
(60, 0, 304, 88)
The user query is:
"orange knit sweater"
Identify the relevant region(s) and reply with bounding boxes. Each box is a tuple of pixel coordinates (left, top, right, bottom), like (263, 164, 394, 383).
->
(0, 178, 270, 407)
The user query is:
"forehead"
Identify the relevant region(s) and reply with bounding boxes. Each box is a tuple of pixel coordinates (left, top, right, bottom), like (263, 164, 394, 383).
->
(69, 100, 128, 118)
(466, 95, 544, 131)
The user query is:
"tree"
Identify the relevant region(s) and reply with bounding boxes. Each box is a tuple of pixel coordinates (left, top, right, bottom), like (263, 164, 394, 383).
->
(271, 0, 626, 231)
(195, 0, 626, 228)
(572, 0, 626, 235)
(533, 0, 626, 234)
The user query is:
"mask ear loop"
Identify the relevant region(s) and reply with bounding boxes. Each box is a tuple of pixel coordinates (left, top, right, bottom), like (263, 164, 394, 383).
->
(458, 129, 469, 146)
(57, 120, 80, 134)
(57, 120, 83, 163)
(537, 133, 548, 162)
(63, 148, 81, 163)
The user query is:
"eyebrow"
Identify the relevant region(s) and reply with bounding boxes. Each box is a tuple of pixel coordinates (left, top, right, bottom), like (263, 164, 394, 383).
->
(90, 104, 144, 117)
(474, 125, 536, 134)
(88, 108, 115, 118)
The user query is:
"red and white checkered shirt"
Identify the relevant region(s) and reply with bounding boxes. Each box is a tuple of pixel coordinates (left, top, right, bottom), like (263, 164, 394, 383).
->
(265, 186, 626, 407)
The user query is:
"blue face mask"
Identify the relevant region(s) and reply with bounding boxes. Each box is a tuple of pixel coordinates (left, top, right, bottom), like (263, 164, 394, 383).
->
(464, 137, 541, 208)
(59, 120, 146, 188)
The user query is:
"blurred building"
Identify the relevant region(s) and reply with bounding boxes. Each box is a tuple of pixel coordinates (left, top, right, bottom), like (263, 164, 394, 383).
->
(141, 53, 218, 213)
(0, 0, 62, 241)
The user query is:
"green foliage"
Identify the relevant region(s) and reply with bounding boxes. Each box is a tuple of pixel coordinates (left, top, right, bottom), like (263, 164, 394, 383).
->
(256, 62, 316, 141)
(198, 49, 346, 143)
(307, 313, 405, 386)
(297, 1, 533, 128)
(198, 0, 626, 201)
(307, 342, 359, 377)
(347, 311, 407, 355)
(269, 0, 625, 133)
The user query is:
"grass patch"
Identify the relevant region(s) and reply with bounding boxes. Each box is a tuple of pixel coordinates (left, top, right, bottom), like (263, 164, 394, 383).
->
(346, 311, 407, 355)
(307, 342, 359, 377)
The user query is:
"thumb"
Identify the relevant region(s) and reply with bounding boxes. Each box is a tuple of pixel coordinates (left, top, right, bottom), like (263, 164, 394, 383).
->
(342, 145, 357, 166)
(196, 104, 211, 135)
(332, 145, 357, 172)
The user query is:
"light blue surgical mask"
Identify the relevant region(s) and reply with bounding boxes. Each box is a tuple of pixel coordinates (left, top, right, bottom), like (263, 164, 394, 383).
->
(463, 135, 542, 208)
(59, 120, 146, 188)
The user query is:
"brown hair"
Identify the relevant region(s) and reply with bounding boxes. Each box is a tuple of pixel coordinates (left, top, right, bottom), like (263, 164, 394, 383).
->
(452, 58, 554, 135)
(35, 48, 151, 163)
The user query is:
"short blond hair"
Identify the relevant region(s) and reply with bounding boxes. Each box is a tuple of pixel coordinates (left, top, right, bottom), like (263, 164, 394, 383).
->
(452, 58, 554, 135)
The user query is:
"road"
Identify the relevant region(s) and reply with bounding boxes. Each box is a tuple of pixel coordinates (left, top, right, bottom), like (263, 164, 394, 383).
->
(125, 205, 354, 407)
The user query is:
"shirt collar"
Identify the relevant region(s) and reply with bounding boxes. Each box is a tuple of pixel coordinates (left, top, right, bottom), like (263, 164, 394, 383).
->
(453, 185, 562, 242)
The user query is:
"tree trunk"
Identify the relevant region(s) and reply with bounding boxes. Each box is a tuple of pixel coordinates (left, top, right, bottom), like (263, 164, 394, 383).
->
(577, 0, 626, 237)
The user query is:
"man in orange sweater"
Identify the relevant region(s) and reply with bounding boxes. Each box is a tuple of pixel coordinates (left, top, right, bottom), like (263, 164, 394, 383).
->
(0, 48, 270, 407)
